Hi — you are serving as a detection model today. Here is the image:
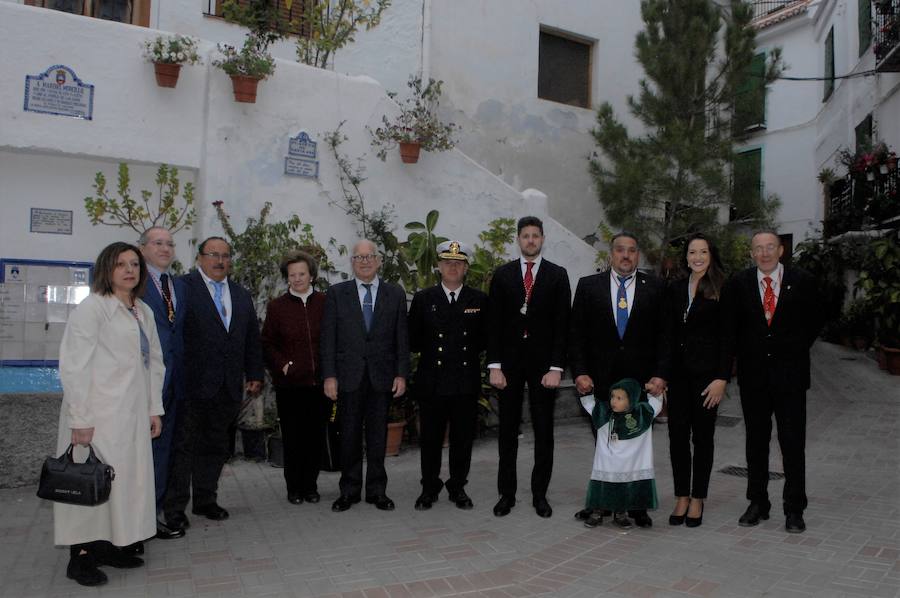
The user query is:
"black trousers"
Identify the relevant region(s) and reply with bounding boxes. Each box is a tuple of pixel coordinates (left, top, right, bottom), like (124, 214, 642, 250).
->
(497, 362, 556, 500)
(151, 383, 178, 512)
(337, 371, 391, 498)
(275, 386, 329, 496)
(419, 393, 478, 495)
(739, 385, 808, 515)
(667, 374, 718, 499)
(164, 384, 239, 514)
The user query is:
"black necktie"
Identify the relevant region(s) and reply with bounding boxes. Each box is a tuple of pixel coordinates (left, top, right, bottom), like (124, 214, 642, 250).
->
(159, 273, 175, 324)
(449, 291, 456, 305)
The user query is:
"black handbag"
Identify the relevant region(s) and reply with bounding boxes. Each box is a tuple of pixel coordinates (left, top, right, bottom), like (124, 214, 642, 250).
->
(36, 444, 115, 506)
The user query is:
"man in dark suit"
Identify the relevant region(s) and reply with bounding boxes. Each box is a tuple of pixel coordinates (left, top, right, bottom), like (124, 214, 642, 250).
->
(408, 241, 488, 511)
(138, 227, 187, 542)
(488, 216, 570, 518)
(163, 237, 264, 529)
(568, 232, 671, 527)
(723, 230, 822, 533)
(321, 239, 410, 512)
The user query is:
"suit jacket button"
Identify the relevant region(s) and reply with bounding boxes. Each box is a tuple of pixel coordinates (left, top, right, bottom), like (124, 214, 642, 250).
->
(462, 346, 467, 351)
(463, 331, 467, 336)
(463, 361, 467, 366)
(438, 333, 444, 338)
(438, 347, 443, 352)
(437, 360, 442, 366)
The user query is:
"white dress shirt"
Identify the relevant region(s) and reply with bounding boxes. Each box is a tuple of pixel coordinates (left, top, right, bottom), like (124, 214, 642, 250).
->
(198, 267, 232, 330)
(356, 277, 380, 310)
(289, 287, 314, 304)
(756, 263, 784, 304)
(441, 283, 463, 303)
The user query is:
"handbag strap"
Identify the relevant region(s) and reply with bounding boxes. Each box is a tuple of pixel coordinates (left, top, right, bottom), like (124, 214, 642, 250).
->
(64, 443, 102, 465)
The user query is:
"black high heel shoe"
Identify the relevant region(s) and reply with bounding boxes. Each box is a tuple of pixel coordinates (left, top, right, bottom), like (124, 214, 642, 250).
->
(669, 499, 689, 525)
(685, 501, 704, 528)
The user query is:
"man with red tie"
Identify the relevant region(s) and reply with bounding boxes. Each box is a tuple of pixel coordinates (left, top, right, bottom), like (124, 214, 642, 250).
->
(487, 216, 570, 518)
(722, 230, 823, 533)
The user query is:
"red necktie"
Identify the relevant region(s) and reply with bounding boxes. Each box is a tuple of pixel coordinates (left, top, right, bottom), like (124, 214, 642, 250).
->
(763, 276, 776, 326)
(523, 261, 534, 300)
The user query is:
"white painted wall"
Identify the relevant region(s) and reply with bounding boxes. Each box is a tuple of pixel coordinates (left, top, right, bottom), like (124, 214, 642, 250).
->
(749, 0, 900, 244)
(425, 0, 647, 240)
(0, 1, 597, 295)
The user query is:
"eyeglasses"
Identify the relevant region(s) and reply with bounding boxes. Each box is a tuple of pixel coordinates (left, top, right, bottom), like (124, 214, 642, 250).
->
(148, 240, 176, 248)
(351, 254, 378, 263)
(200, 252, 232, 261)
(751, 244, 779, 255)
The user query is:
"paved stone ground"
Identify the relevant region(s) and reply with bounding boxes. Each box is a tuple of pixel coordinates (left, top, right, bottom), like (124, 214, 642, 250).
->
(1, 341, 898, 598)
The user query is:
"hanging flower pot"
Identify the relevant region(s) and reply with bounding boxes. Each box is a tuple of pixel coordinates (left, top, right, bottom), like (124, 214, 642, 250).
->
(398, 141, 421, 164)
(230, 74, 262, 103)
(153, 62, 182, 88)
(880, 164, 889, 175)
(867, 170, 876, 181)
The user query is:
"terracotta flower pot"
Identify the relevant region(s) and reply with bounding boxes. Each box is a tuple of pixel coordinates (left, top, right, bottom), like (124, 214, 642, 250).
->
(230, 74, 262, 103)
(398, 141, 421, 164)
(385, 421, 406, 456)
(876, 346, 887, 370)
(883, 346, 900, 375)
(153, 62, 181, 88)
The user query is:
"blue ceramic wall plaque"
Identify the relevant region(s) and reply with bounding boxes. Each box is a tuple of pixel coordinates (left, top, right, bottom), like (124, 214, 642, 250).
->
(24, 65, 94, 120)
(284, 156, 319, 178)
(288, 131, 317, 159)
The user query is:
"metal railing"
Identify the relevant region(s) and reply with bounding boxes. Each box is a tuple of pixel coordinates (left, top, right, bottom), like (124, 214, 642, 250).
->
(746, 0, 806, 21)
(826, 167, 900, 237)
(874, 0, 900, 71)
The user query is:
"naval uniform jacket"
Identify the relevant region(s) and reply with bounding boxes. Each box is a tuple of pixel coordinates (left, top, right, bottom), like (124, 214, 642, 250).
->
(408, 284, 488, 397)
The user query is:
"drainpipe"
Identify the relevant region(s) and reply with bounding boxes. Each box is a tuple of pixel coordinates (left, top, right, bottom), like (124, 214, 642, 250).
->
(421, 0, 432, 82)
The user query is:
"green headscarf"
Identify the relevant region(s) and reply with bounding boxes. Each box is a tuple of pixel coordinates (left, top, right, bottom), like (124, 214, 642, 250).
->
(592, 378, 655, 441)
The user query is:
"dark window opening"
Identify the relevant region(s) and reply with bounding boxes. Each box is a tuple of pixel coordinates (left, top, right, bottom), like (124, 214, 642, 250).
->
(538, 29, 592, 109)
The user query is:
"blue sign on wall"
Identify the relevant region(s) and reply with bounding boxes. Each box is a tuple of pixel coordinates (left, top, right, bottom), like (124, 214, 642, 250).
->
(24, 65, 94, 120)
(288, 131, 317, 159)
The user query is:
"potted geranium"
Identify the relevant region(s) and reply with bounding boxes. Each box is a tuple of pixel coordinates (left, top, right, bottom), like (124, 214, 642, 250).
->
(213, 37, 276, 103)
(142, 34, 201, 88)
(370, 76, 457, 164)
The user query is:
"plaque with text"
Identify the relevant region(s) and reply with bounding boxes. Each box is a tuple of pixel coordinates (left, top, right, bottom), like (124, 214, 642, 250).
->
(288, 131, 317, 159)
(30, 208, 73, 235)
(284, 156, 319, 178)
(24, 65, 94, 120)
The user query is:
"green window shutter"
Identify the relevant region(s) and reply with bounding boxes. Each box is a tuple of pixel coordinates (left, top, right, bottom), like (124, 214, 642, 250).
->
(855, 114, 873, 149)
(859, 0, 872, 57)
(824, 27, 835, 101)
(734, 52, 767, 134)
(732, 149, 762, 222)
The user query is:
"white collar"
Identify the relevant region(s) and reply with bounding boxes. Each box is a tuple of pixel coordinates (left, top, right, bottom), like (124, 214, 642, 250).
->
(289, 288, 314, 301)
(756, 263, 783, 285)
(198, 267, 228, 287)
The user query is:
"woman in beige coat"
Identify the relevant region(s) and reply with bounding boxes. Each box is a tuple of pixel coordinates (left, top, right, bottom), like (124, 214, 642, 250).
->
(55, 242, 164, 587)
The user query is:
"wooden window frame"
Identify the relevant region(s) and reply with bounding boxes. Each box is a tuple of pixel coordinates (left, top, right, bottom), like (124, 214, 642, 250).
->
(25, 0, 149, 27)
(824, 27, 835, 102)
(537, 26, 594, 110)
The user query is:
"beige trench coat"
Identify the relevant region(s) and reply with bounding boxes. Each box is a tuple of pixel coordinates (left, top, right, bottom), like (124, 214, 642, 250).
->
(53, 293, 164, 547)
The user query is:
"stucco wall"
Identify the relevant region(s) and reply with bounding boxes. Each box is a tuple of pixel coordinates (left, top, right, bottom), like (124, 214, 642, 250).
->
(0, 1, 598, 292)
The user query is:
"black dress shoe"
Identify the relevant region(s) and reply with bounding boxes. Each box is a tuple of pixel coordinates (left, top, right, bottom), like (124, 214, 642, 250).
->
(93, 542, 144, 569)
(785, 513, 806, 534)
(67, 550, 108, 587)
(584, 511, 604, 528)
(288, 493, 303, 505)
(631, 510, 652, 528)
(303, 491, 320, 503)
(533, 497, 553, 518)
(574, 508, 592, 521)
(493, 495, 515, 517)
(448, 490, 474, 510)
(613, 512, 633, 529)
(156, 521, 186, 539)
(414, 493, 437, 510)
(331, 495, 361, 512)
(192, 503, 230, 521)
(738, 503, 770, 527)
(366, 495, 396, 511)
(166, 511, 190, 530)
(122, 541, 144, 555)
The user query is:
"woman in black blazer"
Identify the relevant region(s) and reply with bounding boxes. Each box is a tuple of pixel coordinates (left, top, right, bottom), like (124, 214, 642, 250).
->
(666, 233, 731, 528)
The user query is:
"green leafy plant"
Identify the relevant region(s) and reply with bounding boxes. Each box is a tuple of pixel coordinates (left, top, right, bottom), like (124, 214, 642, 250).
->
(370, 76, 458, 161)
(466, 218, 516, 293)
(84, 163, 195, 235)
(402, 210, 448, 292)
(212, 201, 335, 314)
(296, 0, 391, 69)
(221, 0, 290, 50)
(856, 231, 900, 347)
(142, 34, 201, 65)
(214, 37, 276, 79)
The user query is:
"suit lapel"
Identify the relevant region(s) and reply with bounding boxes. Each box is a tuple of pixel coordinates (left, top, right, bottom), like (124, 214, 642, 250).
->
(628, 273, 649, 331)
(599, 270, 615, 330)
(744, 269, 769, 327)
(372, 278, 389, 332)
(347, 281, 368, 337)
(193, 271, 227, 332)
(770, 267, 794, 329)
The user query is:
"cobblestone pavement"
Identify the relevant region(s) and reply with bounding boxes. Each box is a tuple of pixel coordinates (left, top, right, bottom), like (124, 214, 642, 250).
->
(1, 342, 898, 597)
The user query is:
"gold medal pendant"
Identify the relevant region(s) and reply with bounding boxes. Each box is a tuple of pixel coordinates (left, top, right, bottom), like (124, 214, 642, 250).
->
(618, 297, 627, 310)
(520, 303, 528, 315)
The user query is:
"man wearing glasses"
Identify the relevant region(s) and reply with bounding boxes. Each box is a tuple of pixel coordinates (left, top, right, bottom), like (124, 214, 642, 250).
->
(163, 237, 264, 531)
(321, 239, 410, 512)
(722, 230, 822, 534)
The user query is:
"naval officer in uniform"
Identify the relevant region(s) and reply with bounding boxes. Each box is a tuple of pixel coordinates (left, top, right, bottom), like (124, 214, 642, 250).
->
(408, 240, 488, 510)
